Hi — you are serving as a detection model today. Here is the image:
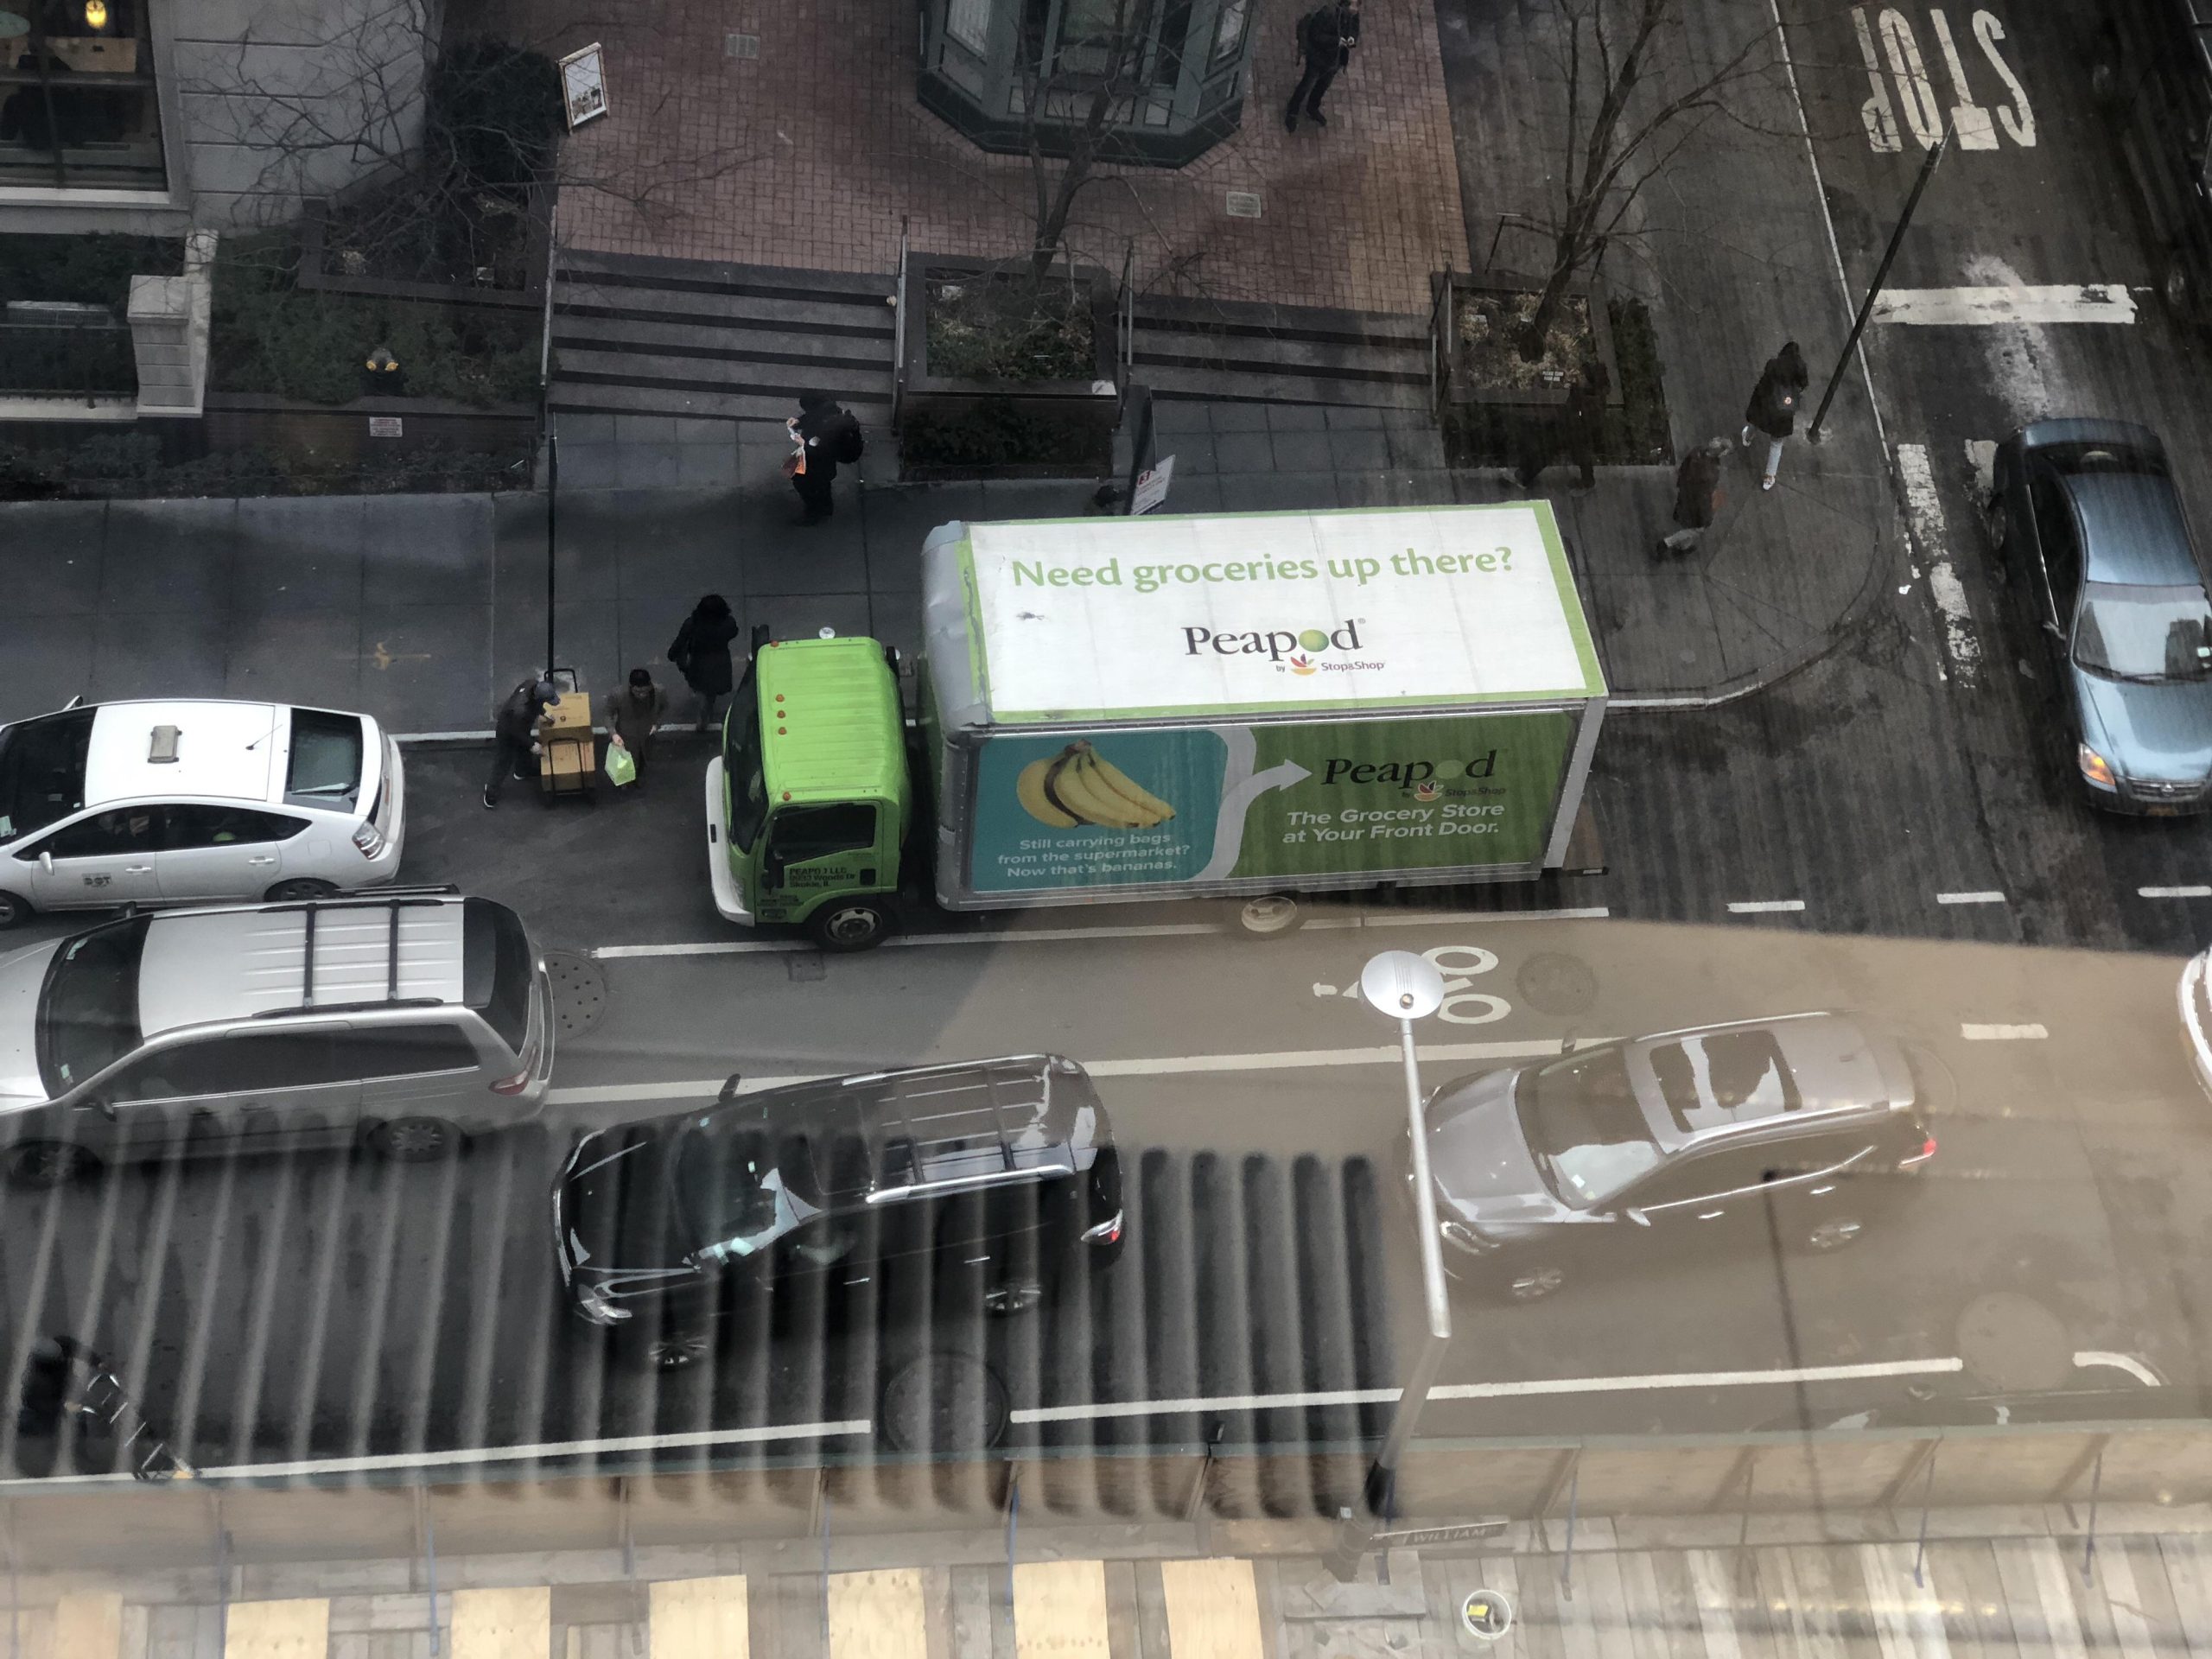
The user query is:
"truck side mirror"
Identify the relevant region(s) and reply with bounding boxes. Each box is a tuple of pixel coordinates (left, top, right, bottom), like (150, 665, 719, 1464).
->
(751, 624, 773, 654)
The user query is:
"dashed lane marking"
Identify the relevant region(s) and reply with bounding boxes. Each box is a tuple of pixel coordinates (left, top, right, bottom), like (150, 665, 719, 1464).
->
(1960, 1023, 2048, 1040)
(1872, 285, 2137, 326)
(591, 909, 1613, 960)
(546, 1039, 1589, 1106)
(1936, 891, 2006, 905)
(1727, 899, 1806, 914)
(1897, 442, 1980, 685)
(2140, 886, 2212, 899)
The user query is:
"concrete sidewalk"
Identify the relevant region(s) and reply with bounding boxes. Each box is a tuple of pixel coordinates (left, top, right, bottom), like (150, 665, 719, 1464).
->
(14, 1499, 2212, 1657)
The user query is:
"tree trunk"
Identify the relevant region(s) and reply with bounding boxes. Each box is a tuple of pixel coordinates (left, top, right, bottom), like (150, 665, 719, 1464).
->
(1517, 232, 1583, 362)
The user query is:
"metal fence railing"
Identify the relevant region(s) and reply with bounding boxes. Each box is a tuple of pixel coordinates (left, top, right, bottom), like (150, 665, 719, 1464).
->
(0, 319, 135, 399)
(891, 217, 910, 429)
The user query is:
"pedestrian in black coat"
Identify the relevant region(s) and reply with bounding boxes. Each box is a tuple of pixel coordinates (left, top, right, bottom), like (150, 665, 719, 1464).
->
(788, 390, 864, 524)
(1656, 439, 1731, 559)
(668, 594, 739, 732)
(1740, 340, 1809, 491)
(483, 676, 559, 809)
(1285, 0, 1360, 132)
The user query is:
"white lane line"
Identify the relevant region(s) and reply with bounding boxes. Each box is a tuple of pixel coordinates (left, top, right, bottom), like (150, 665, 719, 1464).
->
(1011, 1356, 1967, 1424)
(1897, 442, 1980, 685)
(546, 1039, 1584, 1107)
(1960, 1023, 2048, 1040)
(2071, 1351, 2163, 1388)
(592, 908, 1614, 960)
(1727, 899, 1806, 914)
(1936, 891, 2006, 905)
(0, 1418, 874, 1491)
(2140, 886, 2212, 899)
(1872, 285, 2138, 326)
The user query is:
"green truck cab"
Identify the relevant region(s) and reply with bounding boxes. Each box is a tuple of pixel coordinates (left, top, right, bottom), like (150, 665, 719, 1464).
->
(704, 633, 911, 950)
(707, 505, 1607, 951)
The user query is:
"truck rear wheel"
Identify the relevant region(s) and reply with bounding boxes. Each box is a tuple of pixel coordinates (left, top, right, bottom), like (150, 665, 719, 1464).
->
(808, 898, 895, 952)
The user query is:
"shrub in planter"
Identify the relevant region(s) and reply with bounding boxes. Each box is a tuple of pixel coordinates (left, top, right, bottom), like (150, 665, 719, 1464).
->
(1442, 296, 1674, 469)
(926, 276, 1096, 383)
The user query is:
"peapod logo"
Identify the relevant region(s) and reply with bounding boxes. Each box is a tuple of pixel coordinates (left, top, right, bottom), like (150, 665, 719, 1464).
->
(1181, 620, 1370, 677)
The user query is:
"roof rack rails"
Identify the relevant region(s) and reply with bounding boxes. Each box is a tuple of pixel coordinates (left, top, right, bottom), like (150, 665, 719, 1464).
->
(249, 888, 467, 1020)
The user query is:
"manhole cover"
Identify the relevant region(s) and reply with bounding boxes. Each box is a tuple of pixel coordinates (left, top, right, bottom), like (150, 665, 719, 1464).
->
(1516, 951, 1598, 1016)
(880, 1351, 1007, 1454)
(544, 950, 607, 1038)
(1955, 1290, 2069, 1392)
(1461, 1589, 1513, 1640)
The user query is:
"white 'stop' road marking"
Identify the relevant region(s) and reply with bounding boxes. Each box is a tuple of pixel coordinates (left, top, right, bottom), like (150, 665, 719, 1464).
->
(2141, 886, 2212, 899)
(545, 1038, 1593, 1107)
(1897, 443, 1979, 685)
(591, 908, 1613, 959)
(1727, 899, 1806, 914)
(1960, 1022, 2048, 1040)
(1872, 285, 2137, 326)
(1936, 891, 2005, 905)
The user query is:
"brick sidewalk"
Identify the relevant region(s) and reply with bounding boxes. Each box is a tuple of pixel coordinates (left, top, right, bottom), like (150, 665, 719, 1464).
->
(493, 0, 1466, 314)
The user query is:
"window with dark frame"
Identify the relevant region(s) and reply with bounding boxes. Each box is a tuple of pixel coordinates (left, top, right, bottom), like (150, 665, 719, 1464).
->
(0, 0, 164, 190)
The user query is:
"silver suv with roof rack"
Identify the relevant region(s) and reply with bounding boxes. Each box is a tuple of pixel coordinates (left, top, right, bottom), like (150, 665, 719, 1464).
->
(0, 888, 552, 1185)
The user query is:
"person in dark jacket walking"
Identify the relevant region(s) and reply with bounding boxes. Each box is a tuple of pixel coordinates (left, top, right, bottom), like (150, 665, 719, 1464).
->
(669, 594, 739, 732)
(1285, 0, 1359, 132)
(483, 676, 559, 809)
(1741, 340, 1809, 492)
(1656, 438, 1731, 560)
(788, 391, 864, 524)
(604, 667, 671, 785)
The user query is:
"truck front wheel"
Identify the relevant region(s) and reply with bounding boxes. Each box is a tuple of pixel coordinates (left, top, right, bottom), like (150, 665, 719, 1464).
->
(808, 898, 896, 952)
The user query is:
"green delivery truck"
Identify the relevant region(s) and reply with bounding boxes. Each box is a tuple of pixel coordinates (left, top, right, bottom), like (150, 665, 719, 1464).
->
(704, 505, 1607, 949)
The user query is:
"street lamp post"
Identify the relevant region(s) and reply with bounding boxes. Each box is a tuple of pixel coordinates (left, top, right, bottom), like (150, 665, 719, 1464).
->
(1329, 950, 1451, 1574)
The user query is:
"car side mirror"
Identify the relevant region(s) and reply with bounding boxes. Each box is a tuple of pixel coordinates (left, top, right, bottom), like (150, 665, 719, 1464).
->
(73, 1098, 114, 1120)
(1624, 1207, 1651, 1227)
(37, 850, 52, 874)
(717, 1072, 744, 1103)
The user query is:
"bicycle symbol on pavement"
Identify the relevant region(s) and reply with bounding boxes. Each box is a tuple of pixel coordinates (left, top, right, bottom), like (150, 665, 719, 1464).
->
(1313, 944, 1512, 1025)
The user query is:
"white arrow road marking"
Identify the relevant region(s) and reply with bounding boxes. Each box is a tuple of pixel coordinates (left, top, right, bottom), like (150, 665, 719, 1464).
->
(1197, 758, 1313, 882)
(1898, 442, 1980, 685)
(1872, 285, 2137, 326)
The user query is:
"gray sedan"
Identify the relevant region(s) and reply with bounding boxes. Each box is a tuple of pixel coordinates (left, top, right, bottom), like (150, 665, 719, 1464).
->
(1987, 420, 2212, 814)
(1417, 1014, 1934, 1301)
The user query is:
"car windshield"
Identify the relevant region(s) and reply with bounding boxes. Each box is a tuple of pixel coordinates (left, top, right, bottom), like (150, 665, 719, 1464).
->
(675, 1122, 821, 1247)
(724, 669, 768, 851)
(1517, 1049, 1662, 1209)
(0, 708, 95, 846)
(284, 709, 365, 804)
(35, 916, 149, 1096)
(2074, 582, 2212, 681)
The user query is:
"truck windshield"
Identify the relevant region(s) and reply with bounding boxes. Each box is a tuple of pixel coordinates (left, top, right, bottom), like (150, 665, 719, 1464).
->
(724, 668, 769, 851)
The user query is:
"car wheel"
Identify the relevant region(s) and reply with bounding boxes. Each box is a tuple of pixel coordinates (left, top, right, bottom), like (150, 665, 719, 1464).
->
(1983, 498, 2009, 566)
(8, 1141, 99, 1189)
(807, 898, 894, 952)
(265, 879, 340, 903)
(367, 1116, 461, 1161)
(622, 1324, 713, 1373)
(0, 890, 29, 930)
(1500, 1262, 1567, 1302)
(1798, 1214, 1866, 1254)
(983, 1275, 1046, 1316)
(2164, 250, 2200, 324)
(1237, 894, 1301, 937)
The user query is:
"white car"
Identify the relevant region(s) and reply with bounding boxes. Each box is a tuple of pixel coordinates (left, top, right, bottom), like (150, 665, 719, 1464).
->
(0, 699, 404, 927)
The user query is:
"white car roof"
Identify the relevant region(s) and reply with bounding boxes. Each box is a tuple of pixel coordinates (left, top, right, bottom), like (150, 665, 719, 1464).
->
(83, 701, 283, 810)
(136, 899, 467, 1038)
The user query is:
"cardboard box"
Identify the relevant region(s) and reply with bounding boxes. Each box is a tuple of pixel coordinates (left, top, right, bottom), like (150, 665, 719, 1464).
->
(543, 691, 592, 738)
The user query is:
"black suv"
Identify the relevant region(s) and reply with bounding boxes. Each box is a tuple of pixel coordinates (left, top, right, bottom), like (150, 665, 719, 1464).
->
(555, 1053, 1124, 1370)
(2093, 0, 2212, 321)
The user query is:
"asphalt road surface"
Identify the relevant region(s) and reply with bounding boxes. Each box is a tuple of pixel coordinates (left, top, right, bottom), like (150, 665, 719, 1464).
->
(15, 0, 2212, 1509)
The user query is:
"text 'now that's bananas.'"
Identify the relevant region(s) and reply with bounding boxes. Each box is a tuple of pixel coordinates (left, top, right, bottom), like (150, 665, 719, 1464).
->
(1016, 741, 1178, 830)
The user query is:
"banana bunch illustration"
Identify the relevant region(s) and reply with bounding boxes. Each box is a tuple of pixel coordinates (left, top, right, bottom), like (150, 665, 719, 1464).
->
(1016, 741, 1177, 830)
